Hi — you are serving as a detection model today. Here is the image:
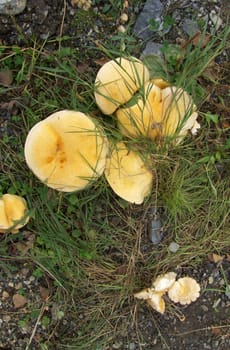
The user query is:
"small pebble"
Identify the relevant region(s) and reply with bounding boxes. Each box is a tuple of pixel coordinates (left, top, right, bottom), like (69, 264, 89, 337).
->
(168, 242, 180, 253)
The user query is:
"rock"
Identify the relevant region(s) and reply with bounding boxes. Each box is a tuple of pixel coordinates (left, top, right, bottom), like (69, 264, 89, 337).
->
(148, 217, 163, 245)
(0, 0, 27, 15)
(141, 42, 163, 58)
(209, 13, 223, 30)
(182, 18, 199, 36)
(168, 242, 180, 253)
(133, 0, 163, 40)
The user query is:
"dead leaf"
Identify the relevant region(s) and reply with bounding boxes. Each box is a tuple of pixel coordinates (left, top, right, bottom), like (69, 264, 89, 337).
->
(181, 31, 210, 50)
(208, 253, 224, 263)
(40, 286, 50, 301)
(12, 294, 28, 308)
(14, 233, 35, 255)
(94, 57, 110, 66)
(211, 326, 222, 336)
(0, 70, 13, 86)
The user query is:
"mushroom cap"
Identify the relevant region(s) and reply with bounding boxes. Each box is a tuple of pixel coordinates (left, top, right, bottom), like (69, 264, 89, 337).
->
(116, 82, 162, 139)
(152, 272, 177, 292)
(94, 57, 150, 115)
(25, 110, 109, 192)
(0, 194, 29, 234)
(104, 142, 153, 204)
(161, 86, 198, 140)
(134, 288, 165, 314)
(168, 276, 200, 305)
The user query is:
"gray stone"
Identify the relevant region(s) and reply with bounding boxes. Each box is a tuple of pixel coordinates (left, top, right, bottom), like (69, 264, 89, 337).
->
(141, 42, 163, 58)
(0, 0, 26, 15)
(182, 18, 199, 36)
(168, 242, 180, 253)
(133, 0, 163, 40)
(148, 217, 163, 245)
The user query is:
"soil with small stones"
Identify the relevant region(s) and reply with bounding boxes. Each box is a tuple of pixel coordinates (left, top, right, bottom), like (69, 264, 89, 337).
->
(0, 0, 230, 349)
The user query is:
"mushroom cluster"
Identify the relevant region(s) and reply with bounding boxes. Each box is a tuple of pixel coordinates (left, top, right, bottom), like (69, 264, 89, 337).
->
(0, 194, 29, 234)
(23, 56, 201, 206)
(134, 272, 200, 314)
(94, 57, 200, 145)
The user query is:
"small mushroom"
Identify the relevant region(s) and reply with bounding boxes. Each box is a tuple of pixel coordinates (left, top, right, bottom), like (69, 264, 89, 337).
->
(94, 57, 150, 115)
(167, 276, 200, 305)
(134, 288, 165, 314)
(153, 271, 177, 292)
(0, 194, 29, 234)
(104, 142, 153, 204)
(24, 110, 109, 192)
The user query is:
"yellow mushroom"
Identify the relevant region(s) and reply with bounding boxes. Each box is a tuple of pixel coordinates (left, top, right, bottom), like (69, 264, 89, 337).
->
(104, 142, 153, 204)
(94, 57, 150, 115)
(0, 194, 29, 234)
(24, 110, 109, 192)
(167, 276, 200, 305)
(116, 81, 163, 139)
(161, 86, 199, 142)
(134, 288, 165, 314)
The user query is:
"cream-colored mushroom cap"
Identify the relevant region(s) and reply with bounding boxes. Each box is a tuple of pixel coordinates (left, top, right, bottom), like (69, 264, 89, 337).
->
(0, 194, 29, 234)
(168, 277, 200, 305)
(153, 272, 177, 292)
(161, 86, 199, 142)
(104, 142, 153, 204)
(25, 110, 109, 192)
(116, 81, 163, 139)
(134, 288, 165, 314)
(94, 57, 150, 115)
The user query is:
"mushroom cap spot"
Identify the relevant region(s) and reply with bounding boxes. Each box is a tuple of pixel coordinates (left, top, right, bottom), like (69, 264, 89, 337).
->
(116, 82, 162, 139)
(168, 277, 201, 305)
(104, 142, 153, 204)
(94, 57, 150, 115)
(161, 86, 198, 139)
(25, 110, 109, 192)
(153, 272, 177, 292)
(0, 194, 29, 234)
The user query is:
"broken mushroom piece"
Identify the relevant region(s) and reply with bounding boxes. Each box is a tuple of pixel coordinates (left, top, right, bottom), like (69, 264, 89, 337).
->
(152, 271, 177, 293)
(134, 288, 165, 314)
(168, 277, 200, 305)
(0, 194, 29, 234)
(104, 142, 153, 204)
(94, 57, 150, 115)
(25, 110, 109, 192)
(161, 86, 200, 143)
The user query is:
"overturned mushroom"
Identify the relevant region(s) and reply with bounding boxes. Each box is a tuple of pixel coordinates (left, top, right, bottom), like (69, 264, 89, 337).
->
(168, 276, 200, 305)
(24, 110, 109, 192)
(153, 271, 177, 292)
(134, 288, 165, 314)
(0, 194, 29, 234)
(104, 142, 153, 204)
(94, 57, 150, 115)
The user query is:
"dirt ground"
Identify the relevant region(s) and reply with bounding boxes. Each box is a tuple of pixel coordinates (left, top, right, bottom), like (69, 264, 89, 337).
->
(0, 0, 230, 349)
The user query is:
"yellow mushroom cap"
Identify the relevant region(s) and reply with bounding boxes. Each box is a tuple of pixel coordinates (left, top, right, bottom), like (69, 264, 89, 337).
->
(94, 57, 150, 115)
(104, 142, 153, 204)
(161, 86, 199, 141)
(134, 288, 165, 314)
(152, 272, 177, 292)
(116, 81, 163, 139)
(0, 194, 29, 234)
(167, 277, 200, 305)
(24, 110, 109, 192)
